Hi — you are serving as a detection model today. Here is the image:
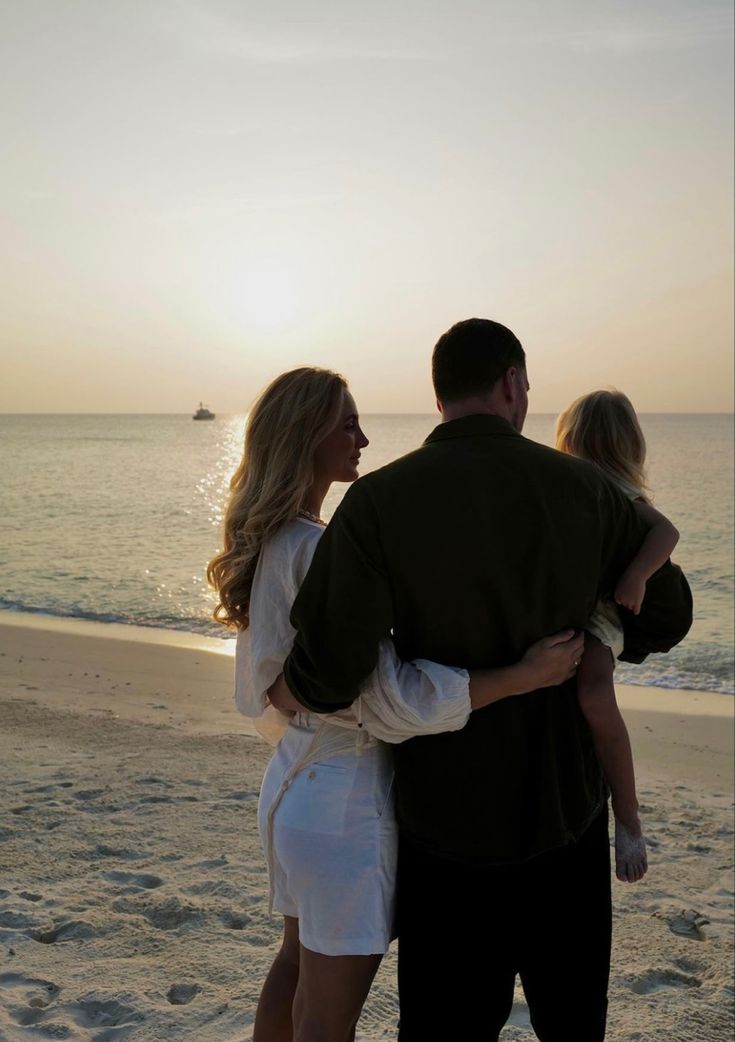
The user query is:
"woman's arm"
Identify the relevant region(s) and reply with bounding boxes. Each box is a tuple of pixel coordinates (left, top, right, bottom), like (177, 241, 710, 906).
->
(468, 629, 583, 709)
(267, 629, 584, 719)
(614, 500, 680, 615)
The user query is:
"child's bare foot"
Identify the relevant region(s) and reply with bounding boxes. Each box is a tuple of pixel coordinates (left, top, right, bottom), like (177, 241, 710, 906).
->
(615, 818, 648, 882)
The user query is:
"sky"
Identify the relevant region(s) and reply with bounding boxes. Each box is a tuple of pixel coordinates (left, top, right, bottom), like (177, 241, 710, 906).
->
(1, 0, 733, 414)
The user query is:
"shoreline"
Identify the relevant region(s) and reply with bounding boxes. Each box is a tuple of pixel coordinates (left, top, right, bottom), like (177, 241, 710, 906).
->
(1, 615, 733, 791)
(1, 611, 733, 793)
(1, 606, 732, 698)
(0, 607, 235, 655)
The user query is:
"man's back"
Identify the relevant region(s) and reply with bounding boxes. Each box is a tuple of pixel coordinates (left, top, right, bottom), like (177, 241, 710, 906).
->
(285, 413, 690, 862)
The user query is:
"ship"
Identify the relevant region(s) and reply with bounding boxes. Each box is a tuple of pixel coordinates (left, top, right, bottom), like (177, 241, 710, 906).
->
(193, 402, 215, 421)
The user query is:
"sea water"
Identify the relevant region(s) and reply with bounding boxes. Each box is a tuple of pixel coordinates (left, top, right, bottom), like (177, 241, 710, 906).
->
(1, 413, 732, 694)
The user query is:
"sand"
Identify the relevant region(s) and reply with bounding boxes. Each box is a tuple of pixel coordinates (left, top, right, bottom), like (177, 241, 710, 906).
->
(0, 613, 732, 1041)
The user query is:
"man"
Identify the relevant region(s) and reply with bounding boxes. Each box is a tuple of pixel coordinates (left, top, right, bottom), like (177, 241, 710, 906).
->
(283, 318, 692, 1040)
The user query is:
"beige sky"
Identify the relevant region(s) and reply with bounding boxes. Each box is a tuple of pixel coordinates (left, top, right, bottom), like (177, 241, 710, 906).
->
(1, 0, 733, 413)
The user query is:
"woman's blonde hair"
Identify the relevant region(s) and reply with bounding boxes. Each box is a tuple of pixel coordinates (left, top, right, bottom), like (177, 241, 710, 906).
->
(207, 366, 347, 629)
(555, 389, 648, 498)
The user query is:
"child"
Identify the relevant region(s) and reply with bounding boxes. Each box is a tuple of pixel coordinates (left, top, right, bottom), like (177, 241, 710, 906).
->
(556, 390, 680, 883)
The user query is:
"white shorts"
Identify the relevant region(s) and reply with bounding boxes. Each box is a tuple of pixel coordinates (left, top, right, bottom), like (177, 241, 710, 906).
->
(258, 720, 397, 956)
(588, 599, 624, 660)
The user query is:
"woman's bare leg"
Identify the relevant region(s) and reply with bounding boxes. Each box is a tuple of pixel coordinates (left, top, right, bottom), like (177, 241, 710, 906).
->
(293, 946, 382, 1042)
(253, 916, 301, 1042)
(578, 636, 647, 883)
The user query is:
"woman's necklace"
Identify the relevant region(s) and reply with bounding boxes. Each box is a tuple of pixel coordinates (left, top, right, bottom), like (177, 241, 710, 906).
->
(297, 508, 326, 526)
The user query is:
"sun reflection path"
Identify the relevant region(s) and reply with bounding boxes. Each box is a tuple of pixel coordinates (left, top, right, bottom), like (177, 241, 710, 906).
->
(195, 415, 247, 534)
(193, 416, 247, 620)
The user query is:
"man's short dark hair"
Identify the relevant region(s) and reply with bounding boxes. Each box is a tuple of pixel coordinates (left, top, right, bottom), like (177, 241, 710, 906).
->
(432, 318, 526, 403)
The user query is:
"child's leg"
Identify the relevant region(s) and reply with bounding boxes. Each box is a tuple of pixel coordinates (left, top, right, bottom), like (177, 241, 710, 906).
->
(577, 635, 647, 883)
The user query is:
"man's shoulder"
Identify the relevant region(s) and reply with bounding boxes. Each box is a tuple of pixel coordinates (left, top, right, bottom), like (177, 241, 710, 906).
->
(358, 435, 610, 489)
(520, 438, 606, 482)
(362, 444, 432, 483)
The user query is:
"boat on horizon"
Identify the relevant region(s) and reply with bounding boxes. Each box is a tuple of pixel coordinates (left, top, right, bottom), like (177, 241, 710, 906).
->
(193, 402, 215, 421)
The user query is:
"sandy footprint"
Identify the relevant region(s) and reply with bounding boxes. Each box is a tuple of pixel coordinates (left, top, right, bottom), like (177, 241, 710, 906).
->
(0, 973, 62, 1037)
(668, 909, 711, 939)
(111, 894, 201, 930)
(0, 972, 60, 1005)
(626, 966, 702, 994)
(219, 910, 251, 931)
(101, 871, 164, 890)
(166, 982, 201, 1005)
(76, 843, 146, 862)
(32, 919, 98, 944)
(183, 880, 243, 899)
(69, 994, 145, 1030)
(0, 910, 43, 931)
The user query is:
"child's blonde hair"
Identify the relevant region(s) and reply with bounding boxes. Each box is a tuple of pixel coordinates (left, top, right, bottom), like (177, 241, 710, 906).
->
(555, 389, 648, 499)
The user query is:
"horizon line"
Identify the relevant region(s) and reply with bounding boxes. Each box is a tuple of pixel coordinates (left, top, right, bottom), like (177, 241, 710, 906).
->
(1, 410, 733, 418)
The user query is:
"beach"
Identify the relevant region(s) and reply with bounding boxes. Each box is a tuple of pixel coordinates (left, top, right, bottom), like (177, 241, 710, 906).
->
(0, 615, 733, 1041)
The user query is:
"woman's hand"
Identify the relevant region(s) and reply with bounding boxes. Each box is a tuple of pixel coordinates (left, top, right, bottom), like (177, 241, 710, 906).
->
(468, 629, 585, 710)
(519, 629, 585, 689)
(267, 673, 303, 716)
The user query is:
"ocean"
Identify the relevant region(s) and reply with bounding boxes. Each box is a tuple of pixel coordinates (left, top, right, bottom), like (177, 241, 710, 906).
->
(1, 413, 732, 695)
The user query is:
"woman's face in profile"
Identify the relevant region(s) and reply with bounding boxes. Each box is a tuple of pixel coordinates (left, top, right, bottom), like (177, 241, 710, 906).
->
(313, 390, 369, 484)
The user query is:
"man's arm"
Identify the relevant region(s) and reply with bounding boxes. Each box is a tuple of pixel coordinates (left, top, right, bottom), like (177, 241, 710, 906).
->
(283, 478, 394, 713)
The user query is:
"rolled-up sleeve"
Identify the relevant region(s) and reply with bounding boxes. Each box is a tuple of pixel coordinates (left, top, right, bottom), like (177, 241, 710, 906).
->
(352, 639, 471, 743)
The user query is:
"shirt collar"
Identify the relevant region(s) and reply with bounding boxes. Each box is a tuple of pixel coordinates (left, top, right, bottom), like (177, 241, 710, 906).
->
(424, 413, 522, 445)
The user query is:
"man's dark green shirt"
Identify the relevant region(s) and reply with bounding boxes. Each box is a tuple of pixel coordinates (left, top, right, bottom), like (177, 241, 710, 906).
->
(284, 415, 693, 864)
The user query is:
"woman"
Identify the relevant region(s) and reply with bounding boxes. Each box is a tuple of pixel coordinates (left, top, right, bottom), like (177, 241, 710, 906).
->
(207, 367, 583, 1042)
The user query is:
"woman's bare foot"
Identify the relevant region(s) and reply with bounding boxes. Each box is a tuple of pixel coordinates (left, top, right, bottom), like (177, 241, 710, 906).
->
(615, 818, 648, 882)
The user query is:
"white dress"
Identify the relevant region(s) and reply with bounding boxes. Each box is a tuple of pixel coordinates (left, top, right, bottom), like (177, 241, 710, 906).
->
(235, 518, 471, 956)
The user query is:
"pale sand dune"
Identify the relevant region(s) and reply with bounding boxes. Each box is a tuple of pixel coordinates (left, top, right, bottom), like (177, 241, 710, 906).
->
(0, 616, 733, 1041)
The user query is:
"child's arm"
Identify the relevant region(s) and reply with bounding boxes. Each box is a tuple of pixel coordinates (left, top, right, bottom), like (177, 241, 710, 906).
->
(614, 500, 679, 615)
(577, 635, 647, 882)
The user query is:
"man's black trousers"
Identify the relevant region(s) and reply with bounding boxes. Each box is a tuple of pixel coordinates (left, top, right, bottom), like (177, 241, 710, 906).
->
(396, 808, 612, 1042)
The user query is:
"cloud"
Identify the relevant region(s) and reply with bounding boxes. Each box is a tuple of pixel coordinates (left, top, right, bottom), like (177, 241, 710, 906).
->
(156, 0, 439, 64)
(565, 8, 734, 55)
